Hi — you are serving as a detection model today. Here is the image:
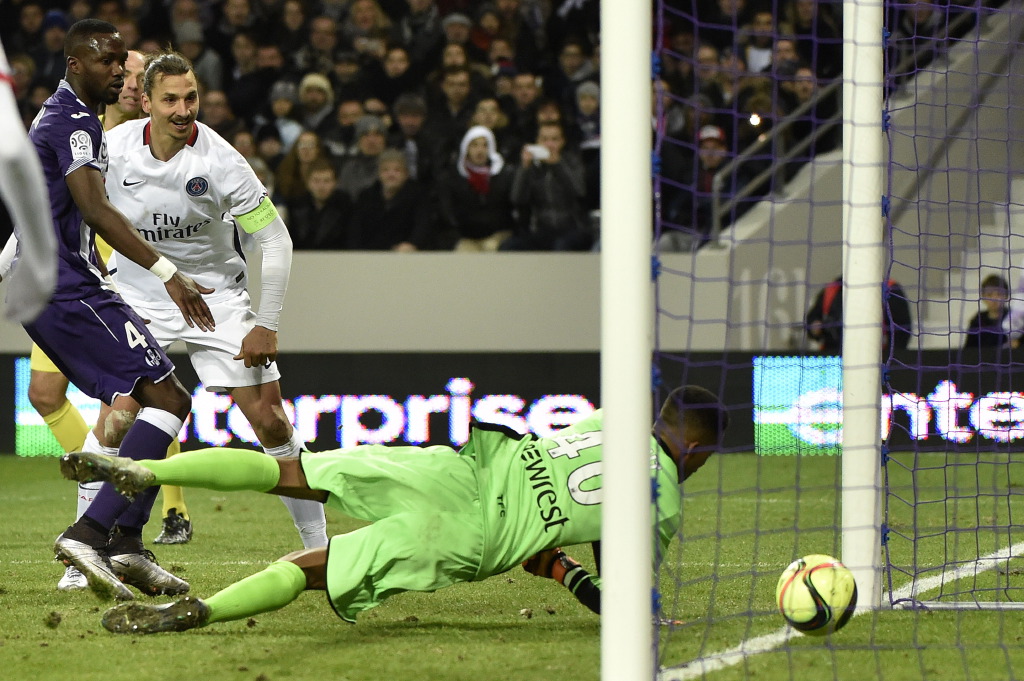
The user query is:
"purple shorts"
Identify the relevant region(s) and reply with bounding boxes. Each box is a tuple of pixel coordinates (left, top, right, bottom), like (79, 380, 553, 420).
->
(24, 289, 176, 404)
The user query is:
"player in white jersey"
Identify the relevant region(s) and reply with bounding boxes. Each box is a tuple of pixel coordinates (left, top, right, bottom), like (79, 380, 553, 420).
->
(89, 51, 328, 550)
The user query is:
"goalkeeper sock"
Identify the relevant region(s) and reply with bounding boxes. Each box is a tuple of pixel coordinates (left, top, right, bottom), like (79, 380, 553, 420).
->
(140, 448, 280, 492)
(159, 438, 189, 520)
(205, 561, 307, 625)
(264, 432, 328, 549)
(43, 399, 89, 453)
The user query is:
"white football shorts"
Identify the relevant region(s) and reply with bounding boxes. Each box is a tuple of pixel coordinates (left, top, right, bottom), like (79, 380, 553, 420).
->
(126, 292, 282, 392)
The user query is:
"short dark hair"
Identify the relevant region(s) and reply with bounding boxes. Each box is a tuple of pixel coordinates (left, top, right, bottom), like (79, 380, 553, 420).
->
(65, 19, 119, 60)
(981, 274, 1010, 292)
(142, 51, 194, 97)
(660, 385, 729, 444)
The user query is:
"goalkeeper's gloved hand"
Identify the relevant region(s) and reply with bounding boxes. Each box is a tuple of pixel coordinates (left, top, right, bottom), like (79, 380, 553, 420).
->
(522, 548, 581, 585)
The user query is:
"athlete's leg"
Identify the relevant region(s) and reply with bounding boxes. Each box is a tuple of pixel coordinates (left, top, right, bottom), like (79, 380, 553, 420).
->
(61, 448, 328, 499)
(100, 548, 325, 634)
(233, 381, 328, 548)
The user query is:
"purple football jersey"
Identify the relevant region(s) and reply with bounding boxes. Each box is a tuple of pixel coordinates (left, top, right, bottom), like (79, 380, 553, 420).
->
(24, 80, 176, 403)
(28, 80, 106, 300)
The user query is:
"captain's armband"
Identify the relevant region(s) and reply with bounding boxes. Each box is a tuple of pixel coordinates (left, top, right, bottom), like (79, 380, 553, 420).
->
(235, 197, 280, 234)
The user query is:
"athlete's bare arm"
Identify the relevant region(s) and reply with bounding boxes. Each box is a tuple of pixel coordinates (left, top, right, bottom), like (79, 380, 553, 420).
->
(65, 165, 216, 331)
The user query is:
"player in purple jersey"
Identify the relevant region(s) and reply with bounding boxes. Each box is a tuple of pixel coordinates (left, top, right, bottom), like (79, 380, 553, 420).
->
(26, 19, 215, 602)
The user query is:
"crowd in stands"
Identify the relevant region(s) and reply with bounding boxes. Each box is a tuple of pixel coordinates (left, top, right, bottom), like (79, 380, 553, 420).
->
(0, 0, 972, 251)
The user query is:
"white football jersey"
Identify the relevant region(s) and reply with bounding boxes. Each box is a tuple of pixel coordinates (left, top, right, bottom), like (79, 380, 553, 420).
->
(105, 119, 266, 309)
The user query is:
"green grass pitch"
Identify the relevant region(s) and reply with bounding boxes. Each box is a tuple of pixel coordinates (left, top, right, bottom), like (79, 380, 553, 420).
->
(3, 453, 1024, 681)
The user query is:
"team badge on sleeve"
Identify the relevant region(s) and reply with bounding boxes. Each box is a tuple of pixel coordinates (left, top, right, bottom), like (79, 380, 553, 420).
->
(69, 130, 93, 160)
(185, 177, 209, 197)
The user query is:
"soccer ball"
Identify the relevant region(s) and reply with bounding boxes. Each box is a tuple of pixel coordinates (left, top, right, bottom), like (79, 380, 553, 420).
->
(775, 554, 858, 636)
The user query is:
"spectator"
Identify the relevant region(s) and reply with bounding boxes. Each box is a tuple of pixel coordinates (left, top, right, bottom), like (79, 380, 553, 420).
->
(175, 20, 224, 93)
(422, 65, 478, 170)
(782, 64, 840, 156)
(10, 52, 38, 125)
(739, 10, 776, 75)
(782, 0, 842, 79)
(362, 96, 392, 128)
(231, 129, 258, 159)
(572, 80, 600, 212)
(699, 0, 753, 54)
(256, 125, 286, 170)
(504, 70, 541, 143)
(246, 156, 287, 220)
(805, 277, 914, 354)
(226, 33, 279, 124)
(544, 38, 597, 116)
(321, 98, 365, 160)
(494, 0, 543, 73)
(396, 0, 445, 75)
(200, 90, 247, 141)
(275, 130, 332, 203)
(254, 80, 305, 153)
(662, 23, 696, 98)
(340, 0, 393, 63)
(29, 10, 69, 91)
(663, 124, 752, 249)
(271, 0, 310, 57)
(388, 93, 435, 183)
(209, 0, 261, 70)
(330, 49, 371, 102)
(366, 45, 419, 107)
(502, 121, 591, 251)
(297, 72, 336, 135)
(348, 149, 435, 251)
(337, 115, 389, 201)
(469, 3, 503, 57)
(470, 95, 520, 162)
(7, 1, 46, 55)
(889, 0, 950, 77)
(693, 43, 726, 109)
(487, 36, 517, 76)
(963, 275, 1011, 350)
(293, 14, 338, 77)
(287, 159, 353, 250)
(441, 12, 485, 63)
(427, 42, 491, 103)
(437, 125, 516, 251)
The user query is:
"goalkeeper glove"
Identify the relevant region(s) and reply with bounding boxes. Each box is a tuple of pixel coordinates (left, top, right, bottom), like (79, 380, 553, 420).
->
(522, 548, 581, 585)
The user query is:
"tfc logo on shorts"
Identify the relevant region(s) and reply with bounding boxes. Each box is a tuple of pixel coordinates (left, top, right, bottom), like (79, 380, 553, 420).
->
(145, 347, 164, 367)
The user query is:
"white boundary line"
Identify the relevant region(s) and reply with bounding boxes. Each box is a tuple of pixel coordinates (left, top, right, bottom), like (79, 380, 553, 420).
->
(659, 541, 1024, 680)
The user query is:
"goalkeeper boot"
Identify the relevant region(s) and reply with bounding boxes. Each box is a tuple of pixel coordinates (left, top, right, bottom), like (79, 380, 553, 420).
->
(153, 509, 193, 545)
(54, 529, 134, 601)
(57, 564, 89, 591)
(107, 529, 189, 597)
(102, 596, 210, 634)
(60, 451, 155, 501)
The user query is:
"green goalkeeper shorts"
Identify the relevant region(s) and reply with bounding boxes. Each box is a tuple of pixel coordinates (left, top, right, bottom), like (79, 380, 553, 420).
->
(301, 446, 486, 621)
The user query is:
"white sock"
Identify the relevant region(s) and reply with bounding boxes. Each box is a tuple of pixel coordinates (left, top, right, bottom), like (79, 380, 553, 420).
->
(76, 431, 116, 520)
(264, 431, 328, 549)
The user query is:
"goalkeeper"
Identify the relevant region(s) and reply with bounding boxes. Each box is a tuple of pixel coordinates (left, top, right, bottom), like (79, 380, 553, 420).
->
(59, 385, 728, 633)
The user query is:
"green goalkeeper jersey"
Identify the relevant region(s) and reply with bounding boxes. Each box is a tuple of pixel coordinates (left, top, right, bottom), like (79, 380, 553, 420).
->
(463, 409, 683, 577)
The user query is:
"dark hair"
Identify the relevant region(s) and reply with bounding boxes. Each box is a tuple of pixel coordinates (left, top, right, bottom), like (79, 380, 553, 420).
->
(65, 19, 119, 59)
(982, 274, 1010, 292)
(142, 51, 194, 96)
(660, 385, 729, 443)
(307, 158, 336, 177)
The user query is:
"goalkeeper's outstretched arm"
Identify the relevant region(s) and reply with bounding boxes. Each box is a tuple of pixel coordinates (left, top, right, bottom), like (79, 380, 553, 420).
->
(522, 547, 601, 614)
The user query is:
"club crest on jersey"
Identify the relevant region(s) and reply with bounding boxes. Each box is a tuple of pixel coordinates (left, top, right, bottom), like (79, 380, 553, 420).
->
(185, 176, 209, 197)
(145, 347, 163, 367)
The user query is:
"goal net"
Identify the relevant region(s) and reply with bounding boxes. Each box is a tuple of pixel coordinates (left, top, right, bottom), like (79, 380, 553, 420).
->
(646, 0, 1024, 677)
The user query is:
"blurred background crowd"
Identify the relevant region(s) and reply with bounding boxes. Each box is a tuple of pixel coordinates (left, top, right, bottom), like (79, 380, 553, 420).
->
(0, 0, 971, 251)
